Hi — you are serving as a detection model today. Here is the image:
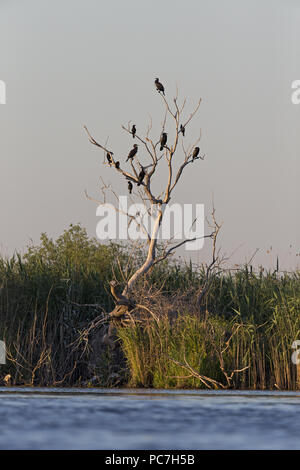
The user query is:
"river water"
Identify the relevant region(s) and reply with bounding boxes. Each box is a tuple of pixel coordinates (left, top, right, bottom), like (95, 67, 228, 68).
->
(0, 388, 299, 449)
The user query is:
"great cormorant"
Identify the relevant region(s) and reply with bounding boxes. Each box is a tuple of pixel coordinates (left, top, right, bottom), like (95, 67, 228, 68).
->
(155, 78, 165, 95)
(137, 168, 145, 186)
(128, 181, 133, 194)
(126, 144, 138, 162)
(192, 147, 200, 161)
(131, 125, 136, 138)
(160, 132, 167, 151)
(180, 124, 185, 137)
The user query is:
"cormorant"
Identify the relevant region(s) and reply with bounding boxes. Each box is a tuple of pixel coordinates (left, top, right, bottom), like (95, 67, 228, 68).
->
(128, 181, 133, 194)
(192, 147, 200, 161)
(131, 124, 136, 138)
(180, 124, 185, 137)
(106, 153, 112, 165)
(155, 78, 165, 96)
(160, 132, 167, 151)
(137, 168, 145, 186)
(126, 144, 138, 162)
(115, 161, 120, 169)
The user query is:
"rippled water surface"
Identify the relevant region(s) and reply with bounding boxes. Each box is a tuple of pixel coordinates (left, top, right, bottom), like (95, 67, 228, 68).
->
(0, 388, 300, 449)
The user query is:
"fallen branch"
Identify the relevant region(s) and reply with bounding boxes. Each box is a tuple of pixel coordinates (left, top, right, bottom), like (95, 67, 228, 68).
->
(166, 353, 225, 389)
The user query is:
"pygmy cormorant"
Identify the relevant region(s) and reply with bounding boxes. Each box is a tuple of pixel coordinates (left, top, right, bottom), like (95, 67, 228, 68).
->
(192, 147, 200, 161)
(160, 132, 167, 151)
(155, 78, 165, 96)
(106, 153, 112, 165)
(126, 144, 138, 162)
(137, 168, 145, 186)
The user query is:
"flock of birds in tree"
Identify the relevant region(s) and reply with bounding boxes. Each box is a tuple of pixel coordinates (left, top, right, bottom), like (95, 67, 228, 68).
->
(105, 79, 201, 195)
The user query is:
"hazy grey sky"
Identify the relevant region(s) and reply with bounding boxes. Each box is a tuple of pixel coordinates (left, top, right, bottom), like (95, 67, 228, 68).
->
(0, 0, 299, 269)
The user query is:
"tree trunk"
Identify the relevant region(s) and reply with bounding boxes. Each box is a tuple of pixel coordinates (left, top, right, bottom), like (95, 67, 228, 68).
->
(122, 204, 164, 296)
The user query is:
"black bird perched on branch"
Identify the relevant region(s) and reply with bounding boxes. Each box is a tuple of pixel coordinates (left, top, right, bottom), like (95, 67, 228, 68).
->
(128, 181, 133, 194)
(180, 124, 185, 137)
(137, 168, 145, 186)
(131, 124, 136, 138)
(115, 161, 120, 169)
(106, 153, 112, 165)
(160, 132, 167, 151)
(192, 147, 200, 161)
(155, 78, 165, 96)
(126, 144, 138, 162)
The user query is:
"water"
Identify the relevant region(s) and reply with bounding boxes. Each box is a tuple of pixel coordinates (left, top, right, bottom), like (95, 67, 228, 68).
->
(0, 388, 300, 449)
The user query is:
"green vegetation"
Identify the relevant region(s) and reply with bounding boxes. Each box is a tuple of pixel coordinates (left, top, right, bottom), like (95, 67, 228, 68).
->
(0, 224, 299, 389)
(118, 300, 300, 389)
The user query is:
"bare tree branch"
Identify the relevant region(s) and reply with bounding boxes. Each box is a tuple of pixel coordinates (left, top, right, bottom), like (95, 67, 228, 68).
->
(84, 82, 212, 314)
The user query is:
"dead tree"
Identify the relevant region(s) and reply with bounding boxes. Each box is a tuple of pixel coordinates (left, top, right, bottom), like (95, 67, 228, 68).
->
(84, 80, 216, 320)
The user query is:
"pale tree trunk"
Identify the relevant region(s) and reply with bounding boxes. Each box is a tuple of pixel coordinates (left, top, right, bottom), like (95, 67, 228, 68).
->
(122, 205, 164, 296)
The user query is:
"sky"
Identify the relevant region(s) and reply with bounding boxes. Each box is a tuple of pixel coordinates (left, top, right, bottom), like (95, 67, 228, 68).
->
(0, 0, 299, 270)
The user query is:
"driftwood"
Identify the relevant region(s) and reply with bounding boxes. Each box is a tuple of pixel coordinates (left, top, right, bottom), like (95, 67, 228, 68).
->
(109, 281, 135, 315)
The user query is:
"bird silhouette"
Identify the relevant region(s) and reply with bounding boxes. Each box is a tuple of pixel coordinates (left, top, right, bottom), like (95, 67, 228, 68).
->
(180, 124, 185, 137)
(106, 153, 112, 165)
(137, 168, 145, 186)
(155, 78, 165, 95)
(131, 125, 136, 138)
(126, 144, 138, 162)
(115, 161, 120, 169)
(192, 147, 200, 161)
(128, 181, 133, 194)
(160, 132, 167, 151)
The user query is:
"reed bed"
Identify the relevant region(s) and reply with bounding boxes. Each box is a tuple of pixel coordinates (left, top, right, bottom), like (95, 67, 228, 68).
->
(117, 295, 300, 390)
(0, 224, 299, 389)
